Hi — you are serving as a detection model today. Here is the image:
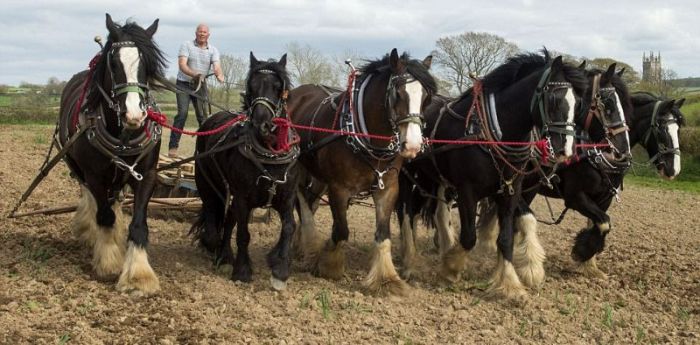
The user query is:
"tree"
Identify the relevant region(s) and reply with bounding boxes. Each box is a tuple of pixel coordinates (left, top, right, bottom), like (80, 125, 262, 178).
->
(585, 57, 640, 85)
(285, 42, 336, 86)
(210, 54, 246, 108)
(637, 68, 683, 99)
(44, 76, 65, 96)
(433, 32, 519, 94)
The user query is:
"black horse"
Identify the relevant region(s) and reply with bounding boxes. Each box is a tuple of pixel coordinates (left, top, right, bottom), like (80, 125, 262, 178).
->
(58, 14, 167, 295)
(190, 53, 300, 290)
(398, 51, 588, 300)
(287, 49, 436, 296)
(477, 69, 685, 280)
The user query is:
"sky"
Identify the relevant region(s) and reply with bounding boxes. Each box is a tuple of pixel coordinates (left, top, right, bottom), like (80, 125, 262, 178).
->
(1, 0, 698, 86)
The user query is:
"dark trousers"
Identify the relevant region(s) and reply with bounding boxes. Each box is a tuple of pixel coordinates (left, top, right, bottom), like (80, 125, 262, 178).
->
(168, 79, 209, 149)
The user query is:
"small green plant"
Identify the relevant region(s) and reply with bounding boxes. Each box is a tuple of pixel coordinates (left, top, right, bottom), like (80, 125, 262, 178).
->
(25, 300, 40, 312)
(470, 297, 481, 306)
(33, 133, 48, 145)
(602, 303, 614, 329)
(677, 306, 690, 323)
(299, 292, 311, 309)
(58, 333, 71, 345)
(316, 289, 332, 319)
(636, 325, 646, 344)
(340, 300, 372, 313)
(559, 293, 578, 315)
(518, 320, 528, 337)
(21, 240, 54, 263)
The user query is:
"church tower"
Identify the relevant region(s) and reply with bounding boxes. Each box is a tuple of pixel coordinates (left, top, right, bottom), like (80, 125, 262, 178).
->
(642, 51, 662, 83)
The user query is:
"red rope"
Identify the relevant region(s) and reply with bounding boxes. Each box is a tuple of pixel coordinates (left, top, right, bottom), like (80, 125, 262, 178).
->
(146, 109, 246, 136)
(72, 53, 102, 129)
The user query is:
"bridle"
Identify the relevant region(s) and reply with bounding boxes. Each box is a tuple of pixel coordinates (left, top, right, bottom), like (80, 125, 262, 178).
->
(385, 72, 427, 130)
(97, 40, 152, 116)
(246, 69, 288, 120)
(581, 74, 630, 151)
(529, 65, 576, 146)
(642, 101, 681, 165)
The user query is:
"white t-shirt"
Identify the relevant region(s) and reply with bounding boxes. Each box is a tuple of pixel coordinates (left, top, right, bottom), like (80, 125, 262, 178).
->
(176, 40, 220, 82)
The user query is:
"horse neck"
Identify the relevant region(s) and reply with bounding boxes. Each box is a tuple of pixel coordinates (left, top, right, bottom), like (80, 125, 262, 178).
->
(360, 73, 394, 146)
(629, 104, 652, 149)
(492, 73, 539, 141)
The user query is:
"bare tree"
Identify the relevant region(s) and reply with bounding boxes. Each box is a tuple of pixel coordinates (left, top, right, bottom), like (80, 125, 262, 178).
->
(586, 57, 641, 86)
(285, 42, 335, 86)
(433, 32, 519, 94)
(330, 49, 366, 88)
(211, 54, 247, 108)
(637, 68, 683, 98)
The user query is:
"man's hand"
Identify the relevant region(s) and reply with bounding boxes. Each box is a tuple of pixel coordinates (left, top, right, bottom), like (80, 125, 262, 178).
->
(216, 74, 224, 83)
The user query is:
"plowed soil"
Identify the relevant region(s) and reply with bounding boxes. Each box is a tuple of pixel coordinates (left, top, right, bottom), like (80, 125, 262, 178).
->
(0, 125, 698, 344)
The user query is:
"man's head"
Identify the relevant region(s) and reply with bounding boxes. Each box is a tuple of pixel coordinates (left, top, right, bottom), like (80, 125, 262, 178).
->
(195, 24, 210, 46)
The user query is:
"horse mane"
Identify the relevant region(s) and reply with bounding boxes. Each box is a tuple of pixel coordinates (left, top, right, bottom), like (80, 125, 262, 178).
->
(86, 19, 168, 108)
(458, 49, 587, 101)
(243, 59, 292, 111)
(630, 91, 686, 126)
(360, 52, 437, 95)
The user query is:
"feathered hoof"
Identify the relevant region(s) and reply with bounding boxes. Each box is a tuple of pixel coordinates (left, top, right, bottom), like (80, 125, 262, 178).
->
(487, 257, 528, 304)
(439, 245, 468, 283)
(579, 257, 608, 280)
(400, 253, 425, 281)
(270, 276, 287, 291)
(313, 240, 346, 280)
(116, 244, 160, 297)
(364, 274, 410, 297)
(515, 262, 545, 288)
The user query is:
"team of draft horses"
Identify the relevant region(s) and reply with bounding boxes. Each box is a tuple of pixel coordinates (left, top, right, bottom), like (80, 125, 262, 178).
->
(55, 15, 685, 301)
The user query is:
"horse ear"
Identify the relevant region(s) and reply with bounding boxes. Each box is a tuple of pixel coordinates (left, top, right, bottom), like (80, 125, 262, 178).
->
(279, 53, 287, 68)
(660, 100, 675, 113)
(578, 60, 587, 70)
(250, 51, 259, 66)
(389, 48, 404, 73)
(145, 18, 159, 38)
(551, 56, 564, 70)
(605, 63, 617, 80)
(675, 98, 685, 109)
(105, 13, 120, 40)
(422, 55, 433, 69)
(616, 67, 626, 77)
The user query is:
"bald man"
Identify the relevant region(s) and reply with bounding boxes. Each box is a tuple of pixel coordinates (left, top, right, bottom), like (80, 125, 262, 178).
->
(168, 23, 225, 158)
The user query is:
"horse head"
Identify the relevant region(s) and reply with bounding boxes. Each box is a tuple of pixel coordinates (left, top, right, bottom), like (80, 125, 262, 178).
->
(385, 49, 435, 159)
(580, 63, 633, 166)
(531, 55, 586, 162)
(100, 13, 164, 130)
(245, 52, 290, 143)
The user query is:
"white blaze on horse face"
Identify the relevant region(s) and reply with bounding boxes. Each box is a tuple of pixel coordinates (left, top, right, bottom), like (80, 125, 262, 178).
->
(614, 92, 631, 153)
(563, 88, 576, 157)
(401, 80, 424, 158)
(667, 123, 681, 176)
(119, 47, 144, 127)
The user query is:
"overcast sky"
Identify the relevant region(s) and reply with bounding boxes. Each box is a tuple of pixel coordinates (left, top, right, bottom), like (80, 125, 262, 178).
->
(1, 0, 698, 85)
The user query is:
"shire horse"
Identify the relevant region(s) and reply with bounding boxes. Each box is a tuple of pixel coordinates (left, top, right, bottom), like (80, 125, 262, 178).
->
(397, 51, 588, 300)
(288, 49, 436, 296)
(477, 68, 685, 280)
(191, 53, 300, 290)
(58, 14, 167, 295)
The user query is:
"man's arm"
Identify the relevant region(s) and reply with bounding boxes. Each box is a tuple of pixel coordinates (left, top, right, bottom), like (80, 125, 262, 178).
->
(178, 56, 200, 79)
(213, 61, 224, 83)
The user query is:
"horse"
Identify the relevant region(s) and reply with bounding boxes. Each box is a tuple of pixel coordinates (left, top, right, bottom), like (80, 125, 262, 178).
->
(287, 49, 436, 296)
(57, 14, 167, 296)
(190, 53, 300, 290)
(397, 51, 588, 300)
(477, 69, 685, 280)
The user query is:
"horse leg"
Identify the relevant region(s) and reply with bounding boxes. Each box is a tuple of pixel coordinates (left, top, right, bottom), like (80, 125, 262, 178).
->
(267, 196, 297, 291)
(487, 194, 527, 301)
(512, 202, 546, 288)
(216, 204, 236, 268)
(565, 192, 611, 279)
(474, 198, 499, 255)
(72, 184, 98, 246)
(81, 180, 126, 280)
(398, 176, 422, 280)
(231, 200, 253, 282)
(434, 184, 457, 257)
(314, 185, 350, 280)
(364, 181, 409, 296)
(117, 170, 159, 296)
(440, 191, 477, 283)
(291, 189, 323, 264)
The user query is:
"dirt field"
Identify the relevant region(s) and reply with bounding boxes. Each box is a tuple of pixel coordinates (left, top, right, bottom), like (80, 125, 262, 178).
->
(0, 124, 698, 344)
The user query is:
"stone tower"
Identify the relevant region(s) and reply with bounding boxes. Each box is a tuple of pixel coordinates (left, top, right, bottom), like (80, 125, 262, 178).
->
(642, 51, 662, 83)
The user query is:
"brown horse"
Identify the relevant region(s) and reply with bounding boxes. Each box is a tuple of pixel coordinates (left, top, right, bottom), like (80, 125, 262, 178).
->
(287, 49, 436, 296)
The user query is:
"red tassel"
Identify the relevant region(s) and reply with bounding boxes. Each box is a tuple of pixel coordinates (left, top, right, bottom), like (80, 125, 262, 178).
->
(535, 139, 550, 163)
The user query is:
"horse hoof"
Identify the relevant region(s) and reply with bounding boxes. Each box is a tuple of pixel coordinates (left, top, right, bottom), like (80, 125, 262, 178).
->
(270, 276, 287, 291)
(579, 259, 608, 280)
(364, 275, 410, 297)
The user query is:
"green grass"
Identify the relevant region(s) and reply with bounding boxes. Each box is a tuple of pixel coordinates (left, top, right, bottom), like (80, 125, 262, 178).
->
(602, 303, 614, 329)
(316, 289, 332, 320)
(0, 95, 11, 106)
(681, 101, 700, 126)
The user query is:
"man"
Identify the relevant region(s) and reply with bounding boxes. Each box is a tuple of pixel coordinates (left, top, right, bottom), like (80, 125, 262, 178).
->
(168, 23, 225, 158)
